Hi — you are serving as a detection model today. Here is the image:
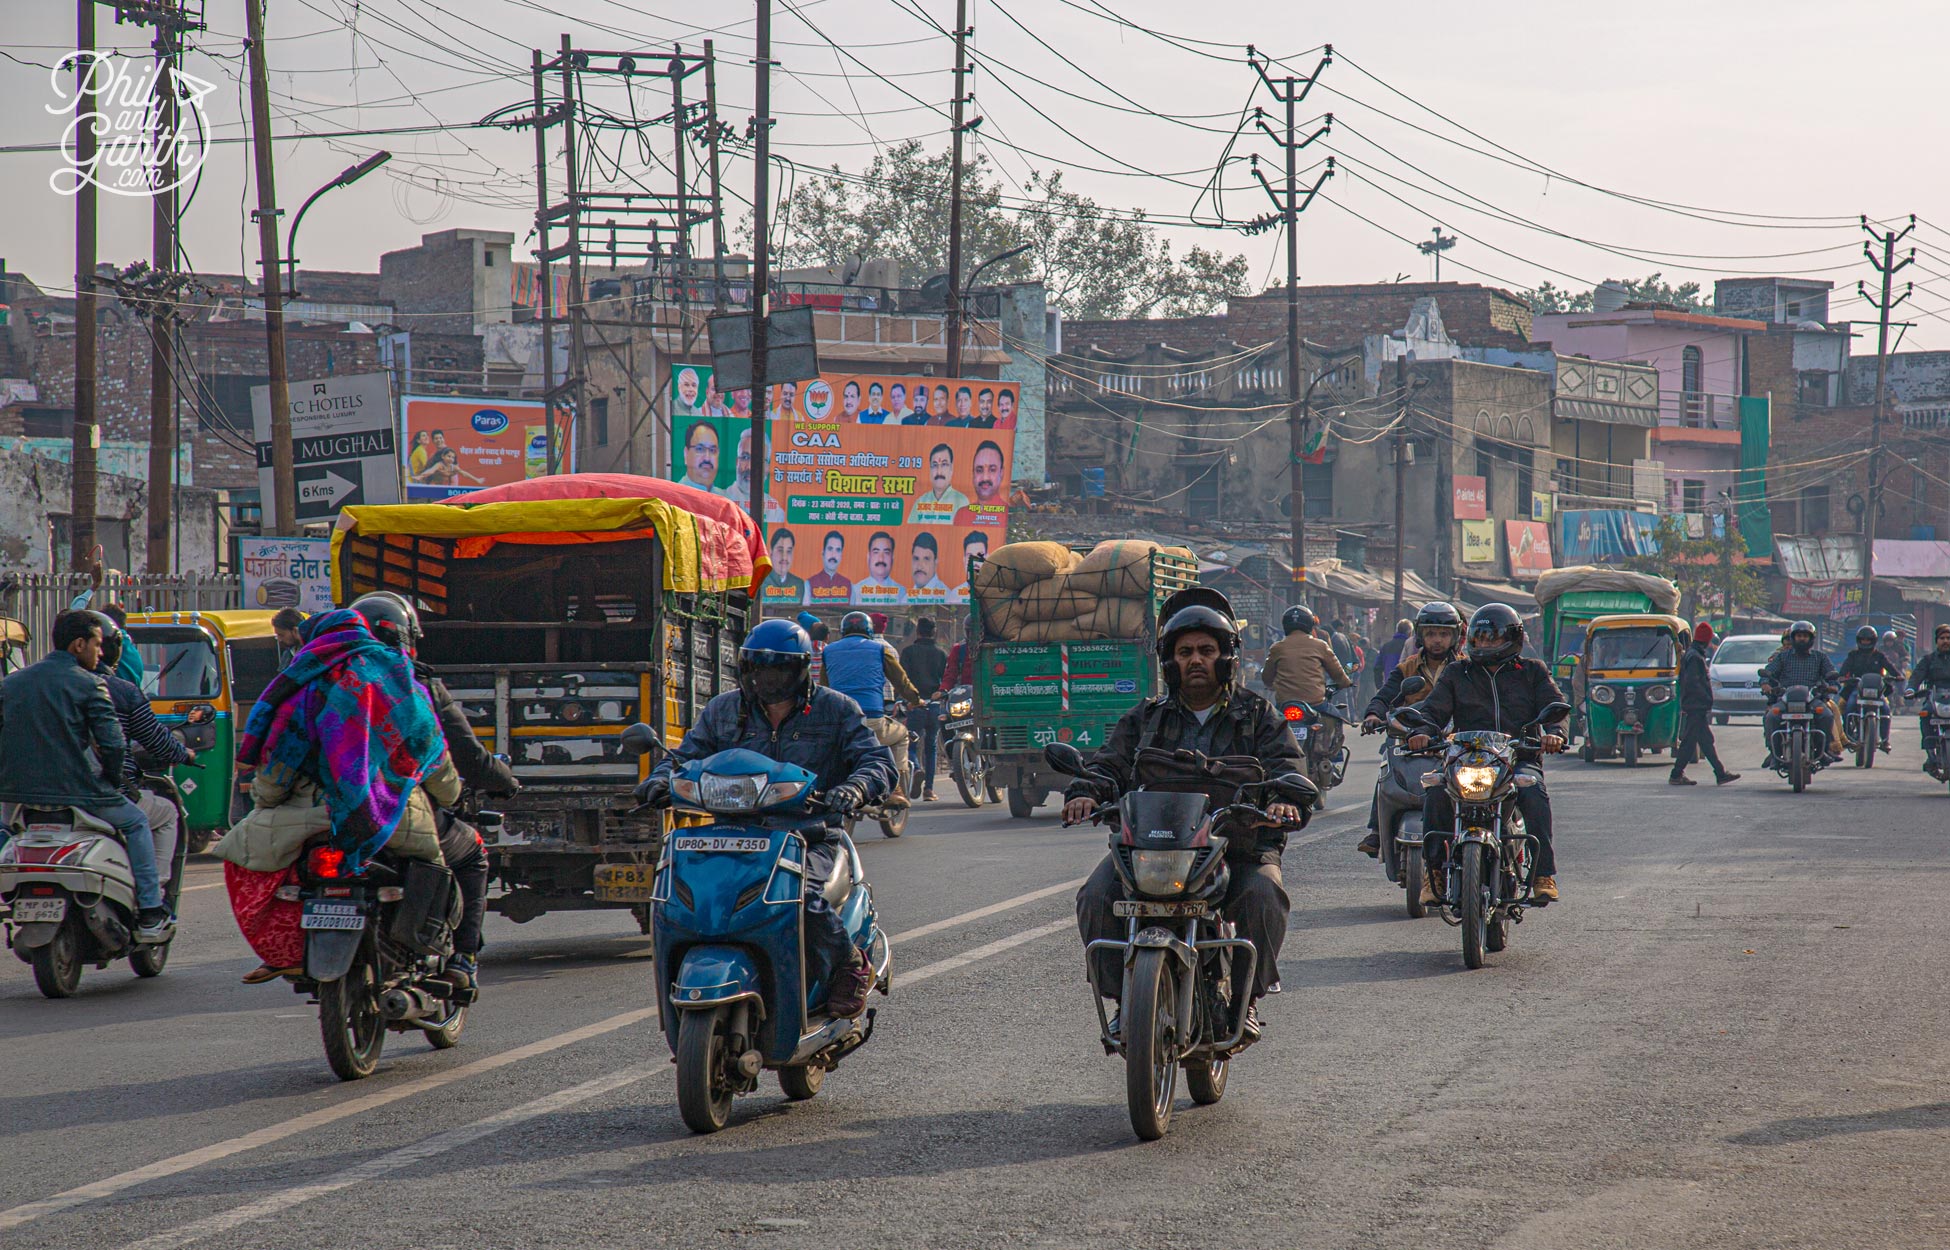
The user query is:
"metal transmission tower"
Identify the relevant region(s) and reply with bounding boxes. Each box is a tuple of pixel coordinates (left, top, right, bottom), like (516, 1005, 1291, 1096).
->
(1857, 214, 1915, 620)
(1246, 46, 1333, 604)
(517, 40, 717, 475)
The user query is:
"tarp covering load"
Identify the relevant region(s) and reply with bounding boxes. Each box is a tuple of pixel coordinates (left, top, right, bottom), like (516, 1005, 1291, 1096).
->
(331, 473, 768, 606)
(1532, 564, 1679, 614)
(972, 539, 1196, 642)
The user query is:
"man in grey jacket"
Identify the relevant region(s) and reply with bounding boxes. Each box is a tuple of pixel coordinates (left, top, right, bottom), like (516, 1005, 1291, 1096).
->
(0, 610, 170, 938)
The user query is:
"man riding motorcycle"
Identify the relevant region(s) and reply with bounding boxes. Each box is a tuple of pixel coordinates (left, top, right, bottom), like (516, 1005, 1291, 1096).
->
(821, 611, 920, 808)
(1357, 600, 1461, 861)
(1908, 625, 1950, 777)
(350, 592, 519, 986)
(1839, 624, 1903, 752)
(1261, 604, 1352, 711)
(1760, 620, 1842, 768)
(636, 619, 897, 1018)
(90, 613, 196, 889)
(1066, 602, 1308, 1041)
(1405, 604, 1568, 903)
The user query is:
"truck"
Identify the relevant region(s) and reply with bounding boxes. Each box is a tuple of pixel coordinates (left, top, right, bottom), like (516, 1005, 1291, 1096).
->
(971, 545, 1199, 818)
(1533, 565, 1680, 743)
(332, 483, 753, 930)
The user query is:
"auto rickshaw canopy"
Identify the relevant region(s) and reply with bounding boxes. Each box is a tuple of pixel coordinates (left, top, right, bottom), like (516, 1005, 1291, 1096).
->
(1582, 614, 1690, 676)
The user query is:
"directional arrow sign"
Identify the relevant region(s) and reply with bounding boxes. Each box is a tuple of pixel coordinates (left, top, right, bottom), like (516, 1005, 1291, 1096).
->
(292, 462, 365, 519)
(250, 372, 400, 525)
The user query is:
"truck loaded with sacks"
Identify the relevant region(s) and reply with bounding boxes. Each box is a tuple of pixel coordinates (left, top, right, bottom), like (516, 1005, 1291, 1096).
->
(968, 539, 1198, 818)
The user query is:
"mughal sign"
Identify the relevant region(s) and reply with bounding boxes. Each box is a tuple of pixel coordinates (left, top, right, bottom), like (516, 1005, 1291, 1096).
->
(251, 373, 402, 522)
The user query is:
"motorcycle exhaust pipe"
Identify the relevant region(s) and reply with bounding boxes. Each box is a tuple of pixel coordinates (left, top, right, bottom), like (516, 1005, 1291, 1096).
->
(381, 985, 439, 1023)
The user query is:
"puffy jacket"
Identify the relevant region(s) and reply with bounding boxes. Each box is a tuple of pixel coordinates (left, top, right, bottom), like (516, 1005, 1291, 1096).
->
(0, 650, 126, 808)
(821, 635, 919, 716)
(1262, 631, 1351, 706)
(1758, 646, 1838, 695)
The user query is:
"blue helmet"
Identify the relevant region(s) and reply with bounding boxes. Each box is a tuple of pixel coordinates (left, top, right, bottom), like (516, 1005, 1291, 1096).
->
(741, 618, 814, 706)
(796, 610, 819, 631)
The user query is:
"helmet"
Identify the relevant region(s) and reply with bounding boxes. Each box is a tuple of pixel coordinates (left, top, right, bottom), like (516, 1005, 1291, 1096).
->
(1789, 620, 1816, 652)
(1158, 605, 1240, 692)
(1466, 603, 1524, 664)
(350, 591, 422, 652)
(1856, 625, 1878, 646)
(1281, 605, 1317, 636)
(1882, 631, 1900, 649)
(1414, 601, 1462, 631)
(739, 618, 814, 707)
(87, 609, 124, 669)
(841, 611, 873, 638)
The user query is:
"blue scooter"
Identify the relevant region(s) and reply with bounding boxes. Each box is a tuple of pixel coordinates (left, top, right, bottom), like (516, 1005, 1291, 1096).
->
(623, 729, 890, 1134)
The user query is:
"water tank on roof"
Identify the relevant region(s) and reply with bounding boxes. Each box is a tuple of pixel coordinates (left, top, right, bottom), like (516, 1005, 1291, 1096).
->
(1593, 281, 1629, 313)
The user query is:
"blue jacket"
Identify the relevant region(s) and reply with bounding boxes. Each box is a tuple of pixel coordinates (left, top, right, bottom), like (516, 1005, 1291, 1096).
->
(0, 650, 128, 807)
(822, 634, 892, 716)
(650, 685, 897, 803)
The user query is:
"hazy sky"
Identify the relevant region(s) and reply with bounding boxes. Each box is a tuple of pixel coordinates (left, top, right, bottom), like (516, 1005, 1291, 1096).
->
(4, 0, 1948, 351)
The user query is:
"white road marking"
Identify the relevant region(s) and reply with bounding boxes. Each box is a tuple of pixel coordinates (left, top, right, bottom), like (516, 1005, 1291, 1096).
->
(898, 917, 1075, 986)
(180, 882, 223, 892)
(888, 877, 1089, 943)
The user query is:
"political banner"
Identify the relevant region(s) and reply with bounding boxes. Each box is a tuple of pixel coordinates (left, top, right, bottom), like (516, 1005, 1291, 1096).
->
(1461, 519, 1497, 566)
(1505, 519, 1554, 578)
(237, 536, 332, 612)
(399, 395, 573, 501)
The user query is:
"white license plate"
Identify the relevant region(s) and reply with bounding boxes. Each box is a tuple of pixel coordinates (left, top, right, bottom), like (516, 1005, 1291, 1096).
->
(11, 897, 66, 924)
(671, 836, 770, 853)
(1113, 899, 1207, 917)
(23, 824, 71, 834)
(300, 901, 367, 931)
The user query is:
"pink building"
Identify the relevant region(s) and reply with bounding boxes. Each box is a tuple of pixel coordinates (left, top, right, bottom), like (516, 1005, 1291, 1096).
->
(1531, 307, 1765, 512)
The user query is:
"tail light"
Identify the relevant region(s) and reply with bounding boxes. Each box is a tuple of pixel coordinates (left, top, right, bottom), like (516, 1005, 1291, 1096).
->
(307, 846, 347, 878)
(1283, 703, 1306, 723)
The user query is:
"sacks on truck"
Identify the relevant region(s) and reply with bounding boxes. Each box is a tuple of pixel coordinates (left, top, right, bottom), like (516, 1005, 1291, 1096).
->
(970, 542, 1079, 597)
(1069, 539, 1196, 599)
(1082, 596, 1152, 640)
(1015, 574, 1100, 623)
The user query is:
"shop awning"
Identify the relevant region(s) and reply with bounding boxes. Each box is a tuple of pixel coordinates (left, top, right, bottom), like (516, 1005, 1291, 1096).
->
(1458, 578, 1538, 609)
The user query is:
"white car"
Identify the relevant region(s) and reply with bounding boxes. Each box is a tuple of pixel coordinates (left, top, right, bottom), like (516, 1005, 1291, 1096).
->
(1709, 634, 1781, 722)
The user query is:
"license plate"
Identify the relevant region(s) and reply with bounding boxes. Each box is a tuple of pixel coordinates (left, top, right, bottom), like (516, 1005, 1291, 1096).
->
(11, 897, 66, 924)
(1112, 899, 1207, 917)
(300, 900, 367, 931)
(671, 836, 770, 853)
(1291, 727, 1310, 742)
(23, 824, 71, 834)
(593, 863, 657, 903)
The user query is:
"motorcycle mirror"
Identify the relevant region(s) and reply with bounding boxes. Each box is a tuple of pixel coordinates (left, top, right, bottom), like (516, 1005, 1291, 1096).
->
(1527, 701, 1573, 728)
(1043, 742, 1090, 776)
(1398, 675, 1428, 696)
(618, 722, 663, 759)
(475, 810, 504, 833)
(1261, 772, 1318, 805)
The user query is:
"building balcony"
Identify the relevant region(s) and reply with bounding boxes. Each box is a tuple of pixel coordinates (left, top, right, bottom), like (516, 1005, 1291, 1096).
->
(1662, 390, 1741, 430)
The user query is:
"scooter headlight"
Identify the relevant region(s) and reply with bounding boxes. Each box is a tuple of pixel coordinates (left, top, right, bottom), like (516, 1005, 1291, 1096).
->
(699, 772, 764, 813)
(948, 698, 972, 718)
(1453, 765, 1499, 800)
(1590, 685, 1616, 705)
(1130, 848, 1197, 896)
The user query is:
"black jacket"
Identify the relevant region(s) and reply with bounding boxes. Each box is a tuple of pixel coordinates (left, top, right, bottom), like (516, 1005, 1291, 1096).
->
(1758, 646, 1838, 694)
(416, 663, 519, 796)
(1417, 656, 1567, 739)
(1072, 687, 1305, 862)
(1678, 646, 1715, 712)
(900, 640, 948, 699)
(1839, 648, 1902, 684)
(1908, 651, 1950, 692)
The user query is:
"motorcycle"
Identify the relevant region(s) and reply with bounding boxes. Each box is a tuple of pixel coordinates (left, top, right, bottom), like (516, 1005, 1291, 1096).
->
(1915, 682, 1950, 786)
(0, 767, 188, 998)
(1393, 700, 1571, 970)
(1846, 674, 1891, 769)
(1365, 675, 1440, 919)
(1767, 683, 1834, 793)
(624, 726, 890, 1134)
(1046, 741, 1314, 1141)
(941, 685, 995, 808)
(1282, 685, 1355, 809)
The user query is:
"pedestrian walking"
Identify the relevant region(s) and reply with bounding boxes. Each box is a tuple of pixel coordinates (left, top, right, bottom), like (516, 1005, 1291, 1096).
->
(1671, 621, 1740, 786)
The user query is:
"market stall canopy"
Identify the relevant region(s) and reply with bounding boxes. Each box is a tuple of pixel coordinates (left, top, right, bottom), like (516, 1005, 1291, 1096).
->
(1457, 578, 1538, 610)
(1532, 565, 1680, 614)
(1773, 535, 1862, 582)
(1304, 558, 1446, 607)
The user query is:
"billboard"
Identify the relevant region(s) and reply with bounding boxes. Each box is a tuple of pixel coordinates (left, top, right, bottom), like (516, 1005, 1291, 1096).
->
(1453, 475, 1487, 520)
(1460, 519, 1497, 566)
(238, 536, 332, 612)
(1505, 519, 1555, 579)
(668, 367, 1014, 608)
(399, 395, 574, 501)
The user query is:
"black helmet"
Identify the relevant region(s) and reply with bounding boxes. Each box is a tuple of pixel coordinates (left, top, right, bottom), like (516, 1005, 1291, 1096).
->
(87, 609, 124, 670)
(840, 610, 873, 638)
(1789, 620, 1816, 652)
(1281, 605, 1316, 636)
(1881, 630, 1900, 648)
(739, 618, 815, 706)
(1856, 625, 1878, 647)
(1159, 605, 1240, 692)
(1466, 603, 1524, 664)
(1414, 601, 1462, 630)
(350, 592, 422, 652)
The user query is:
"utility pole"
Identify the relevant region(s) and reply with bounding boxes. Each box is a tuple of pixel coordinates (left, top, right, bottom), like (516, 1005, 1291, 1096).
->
(529, 49, 560, 474)
(944, 0, 972, 378)
(1392, 353, 1409, 624)
(245, 0, 295, 534)
(750, 0, 773, 541)
(1418, 226, 1456, 283)
(559, 33, 588, 475)
(145, 6, 180, 572)
(71, 0, 99, 572)
(703, 40, 727, 314)
(1248, 46, 1332, 605)
(1857, 214, 1915, 623)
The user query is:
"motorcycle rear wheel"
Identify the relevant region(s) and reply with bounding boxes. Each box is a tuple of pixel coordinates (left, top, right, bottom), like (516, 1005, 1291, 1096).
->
(1006, 786, 1045, 819)
(1459, 842, 1490, 970)
(1185, 1055, 1228, 1105)
(422, 1001, 467, 1050)
(676, 1006, 736, 1134)
(1123, 946, 1179, 1141)
(31, 917, 83, 998)
(952, 740, 986, 808)
(779, 1064, 825, 1100)
(879, 806, 908, 838)
(129, 937, 170, 978)
(319, 954, 386, 1081)
(1397, 815, 1427, 920)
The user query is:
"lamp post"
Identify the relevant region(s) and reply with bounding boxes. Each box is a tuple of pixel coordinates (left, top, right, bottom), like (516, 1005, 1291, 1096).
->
(285, 151, 392, 298)
(954, 242, 1032, 369)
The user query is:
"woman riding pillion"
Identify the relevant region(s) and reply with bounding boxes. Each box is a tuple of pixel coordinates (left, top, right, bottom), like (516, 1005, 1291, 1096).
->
(1358, 600, 1462, 863)
(636, 619, 896, 1018)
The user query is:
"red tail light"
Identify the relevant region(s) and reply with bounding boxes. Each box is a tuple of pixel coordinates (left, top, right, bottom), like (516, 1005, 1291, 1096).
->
(1283, 703, 1306, 722)
(307, 846, 347, 878)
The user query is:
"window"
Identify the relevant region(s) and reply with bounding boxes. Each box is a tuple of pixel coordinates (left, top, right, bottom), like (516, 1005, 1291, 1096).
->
(49, 514, 131, 571)
(1682, 479, 1705, 513)
(1302, 458, 1333, 518)
(1786, 300, 1803, 318)
(1681, 345, 1704, 425)
(483, 248, 497, 267)
(1801, 484, 1831, 534)
(135, 628, 220, 699)
(1186, 462, 1222, 519)
(590, 396, 609, 447)
(20, 407, 72, 438)
(1475, 445, 1494, 480)
(1798, 370, 1830, 410)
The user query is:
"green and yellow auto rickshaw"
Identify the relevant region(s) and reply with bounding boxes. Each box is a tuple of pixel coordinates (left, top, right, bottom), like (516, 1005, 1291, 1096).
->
(125, 610, 286, 851)
(0, 617, 29, 676)
(1577, 613, 1687, 767)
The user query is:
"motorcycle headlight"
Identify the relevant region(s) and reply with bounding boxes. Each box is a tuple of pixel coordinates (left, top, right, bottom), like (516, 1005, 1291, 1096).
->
(671, 776, 701, 806)
(1645, 684, 1672, 704)
(699, 772, 763, 813)
(949, 699, 972, 718)
(1452, 765, 1499, 800)
(1590, 685, 1616, 705)
(1130, 848, 1197, 896)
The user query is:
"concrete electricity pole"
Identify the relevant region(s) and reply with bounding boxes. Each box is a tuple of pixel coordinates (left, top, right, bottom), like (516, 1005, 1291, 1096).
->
(245, 0, 295, 535)
(944, 0, 974, 378)
(71, 0, 99, 572)
(749, 0, 774, 540)
(1857, 214, 1915, 622)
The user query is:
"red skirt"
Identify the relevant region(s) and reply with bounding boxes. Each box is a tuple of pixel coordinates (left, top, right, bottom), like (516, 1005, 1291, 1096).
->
(225, 863, 304, 968)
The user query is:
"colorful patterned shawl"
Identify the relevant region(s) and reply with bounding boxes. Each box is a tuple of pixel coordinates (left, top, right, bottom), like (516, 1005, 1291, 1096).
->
(237, 609, 448, 868)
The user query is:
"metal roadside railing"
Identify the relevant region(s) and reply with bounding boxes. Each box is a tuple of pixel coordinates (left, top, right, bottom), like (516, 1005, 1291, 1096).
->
(0, 571, 242, 653)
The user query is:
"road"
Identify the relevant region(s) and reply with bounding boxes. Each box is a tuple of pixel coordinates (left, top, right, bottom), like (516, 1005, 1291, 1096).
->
(4, 718, 1948, 1249)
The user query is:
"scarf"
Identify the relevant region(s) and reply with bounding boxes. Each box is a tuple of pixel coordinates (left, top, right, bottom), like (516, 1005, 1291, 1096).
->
(237, 609, 448, 868)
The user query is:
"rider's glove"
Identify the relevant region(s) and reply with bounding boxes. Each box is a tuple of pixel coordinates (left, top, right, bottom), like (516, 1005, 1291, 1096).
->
(825, 782, 867, 814)
(633, 775, 672, 809)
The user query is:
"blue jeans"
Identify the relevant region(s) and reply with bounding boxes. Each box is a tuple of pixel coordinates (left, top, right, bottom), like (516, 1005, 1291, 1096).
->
(907, 701, 942, 782)
(84, 795, 162, 911)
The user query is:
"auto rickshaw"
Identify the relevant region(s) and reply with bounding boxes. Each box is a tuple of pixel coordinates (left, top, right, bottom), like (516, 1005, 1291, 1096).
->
(0, 617, 28, 676)
(1577, 614, 1687, 766)
(124, 611, 286, 852)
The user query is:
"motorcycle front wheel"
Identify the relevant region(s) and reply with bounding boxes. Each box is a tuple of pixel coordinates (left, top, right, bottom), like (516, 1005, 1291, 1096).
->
(1789, 732, 1808, 793)
(952, 740, 986, 808)
(1459, 841, 1490, 970)
(1123, 946, 1179, 1141)
(879, 805, 908, 838)
(129, 936, 170, 978)
(319, 952, 386, 1080)
(31, 916, 83, 998)
(676, 1006, 736, 1134)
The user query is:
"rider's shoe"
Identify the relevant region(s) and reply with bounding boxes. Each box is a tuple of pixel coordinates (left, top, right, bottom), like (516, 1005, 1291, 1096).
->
(1532, 875, 1559, 903)
(1668, 772, 1697, 785)
(1716, 771, 1741, 785)
(824, 948, 874, 1019)
(1240, 1002, 1263, 1042)
(1419, 870, 1437, 906)
(1104, 1007, 1122, 1045)
(135, 907, 173, 943)
(448, 954, 478, 987)
(1357, 831, 1381, 857)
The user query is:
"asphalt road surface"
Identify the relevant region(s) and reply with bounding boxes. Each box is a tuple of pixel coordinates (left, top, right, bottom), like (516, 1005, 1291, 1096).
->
(5, 718, 1949, 1249)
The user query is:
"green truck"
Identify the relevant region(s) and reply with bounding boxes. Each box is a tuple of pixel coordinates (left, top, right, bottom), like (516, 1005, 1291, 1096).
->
(972, 547, 1199, 818)
(1533, 565, 1681, 739)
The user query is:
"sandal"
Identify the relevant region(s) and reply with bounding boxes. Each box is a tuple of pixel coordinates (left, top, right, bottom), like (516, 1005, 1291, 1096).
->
(241, 963, 301, 984)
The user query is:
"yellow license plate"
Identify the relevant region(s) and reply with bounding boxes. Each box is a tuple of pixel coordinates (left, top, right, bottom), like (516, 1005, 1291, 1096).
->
(594, 864, 656, 903)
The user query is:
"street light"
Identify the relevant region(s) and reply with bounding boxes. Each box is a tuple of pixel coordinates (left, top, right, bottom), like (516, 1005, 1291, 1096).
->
(965, 241, 1032, 293)
(947, 243, 1033, 376)
(285, 151, 393, 299)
